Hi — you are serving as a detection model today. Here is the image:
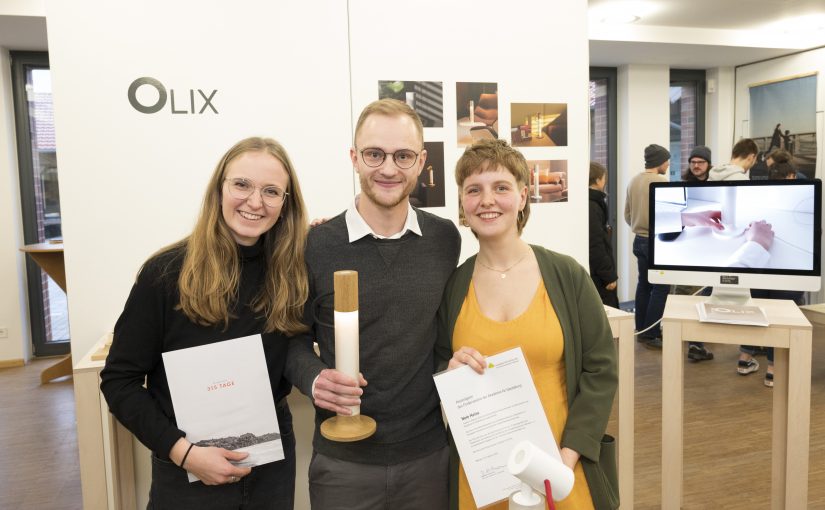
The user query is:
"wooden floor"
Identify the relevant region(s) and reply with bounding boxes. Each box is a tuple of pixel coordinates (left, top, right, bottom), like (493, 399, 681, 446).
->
(0, 358, 82, 510)
(606, 337, 825, 509)
(3, 336, 825, 509)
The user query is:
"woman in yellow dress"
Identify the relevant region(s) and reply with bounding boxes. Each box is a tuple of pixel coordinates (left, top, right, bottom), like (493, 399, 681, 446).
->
(436, 139, 619, 510)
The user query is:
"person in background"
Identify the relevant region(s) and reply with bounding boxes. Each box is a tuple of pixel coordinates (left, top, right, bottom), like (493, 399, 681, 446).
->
(768, 123, 782, 152)
(101, 137, 309, 509)
(588, 162, 619, 308)
(681, 145, 711, 182)
(708, 138, 758, 181)
(286, 99, 461, 510)
(625, 144, 670, 349)
(739, 159, 802, 386)
(673, 145, 715, 361)
(437, 139, 618, 509)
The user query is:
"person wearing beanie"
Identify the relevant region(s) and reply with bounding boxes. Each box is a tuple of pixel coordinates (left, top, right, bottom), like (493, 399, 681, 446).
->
(673, 145, 715, 362)
(644, 143, 670, 169)
(682, 145, 711, 182)
(624, 144, 670, 349)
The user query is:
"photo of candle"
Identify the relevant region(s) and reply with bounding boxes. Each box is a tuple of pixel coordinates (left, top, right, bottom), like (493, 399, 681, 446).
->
(469, 99, 475, 124)
(510, 103, 567, 147)
(527, 160, 568, 204)
(428, 165, 435, 186)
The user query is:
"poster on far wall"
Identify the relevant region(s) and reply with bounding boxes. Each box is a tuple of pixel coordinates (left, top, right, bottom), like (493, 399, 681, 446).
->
(456, 82, 498, 146)
(749, 74, 817, 178)
(378, 81, 443, 127)
(526, 159, 567, 203)
(409, 141, 445, 209)
(511, 103, 567, 147)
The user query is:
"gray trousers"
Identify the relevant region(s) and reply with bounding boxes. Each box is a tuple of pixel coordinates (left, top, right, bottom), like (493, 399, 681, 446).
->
(308, 446, 448, 510)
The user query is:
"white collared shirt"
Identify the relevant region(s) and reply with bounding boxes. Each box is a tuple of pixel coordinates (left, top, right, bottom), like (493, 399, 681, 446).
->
(345, 195, 422, 242)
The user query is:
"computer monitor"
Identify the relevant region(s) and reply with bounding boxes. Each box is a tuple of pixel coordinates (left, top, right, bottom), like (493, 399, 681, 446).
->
(648, 179, 822, 304)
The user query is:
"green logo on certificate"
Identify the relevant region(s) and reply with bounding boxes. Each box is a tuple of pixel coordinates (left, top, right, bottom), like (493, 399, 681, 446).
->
(488, 362, 495, 368)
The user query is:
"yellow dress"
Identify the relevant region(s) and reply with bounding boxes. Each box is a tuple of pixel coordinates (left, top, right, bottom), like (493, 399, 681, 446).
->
(454, 281, 594, 510)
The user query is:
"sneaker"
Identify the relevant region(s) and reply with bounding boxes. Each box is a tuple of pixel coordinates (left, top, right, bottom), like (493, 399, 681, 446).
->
(764, 371, 774, 388)
(641, 337, 662, 350)
(687, 344, 714, 362)
(737, 358, 759, 375)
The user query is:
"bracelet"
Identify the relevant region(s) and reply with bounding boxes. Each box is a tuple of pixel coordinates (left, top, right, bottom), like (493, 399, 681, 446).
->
(180, 443, 195, 469)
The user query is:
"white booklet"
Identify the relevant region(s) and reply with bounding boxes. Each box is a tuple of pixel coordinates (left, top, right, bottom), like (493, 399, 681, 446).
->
(163, 334, 284, 482)
(696, 302, 769, 327)
(433, 346, 560, 508)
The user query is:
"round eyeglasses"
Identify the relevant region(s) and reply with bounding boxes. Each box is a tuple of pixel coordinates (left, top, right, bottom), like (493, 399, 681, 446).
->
(358, 147, 420, 169)
(224, 178, 288, 207)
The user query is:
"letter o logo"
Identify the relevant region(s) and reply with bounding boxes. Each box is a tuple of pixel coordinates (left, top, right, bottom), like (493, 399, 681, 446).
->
(127, 77, 167, 114)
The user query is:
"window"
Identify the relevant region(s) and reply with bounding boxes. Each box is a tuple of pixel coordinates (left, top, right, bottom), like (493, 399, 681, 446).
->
(590, 67, 618, 260)
(11, 51, 69, 357)
(669, 69, 706, 181)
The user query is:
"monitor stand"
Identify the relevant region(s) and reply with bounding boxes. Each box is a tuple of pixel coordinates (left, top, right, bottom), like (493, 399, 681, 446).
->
(707, 286, 752, 306)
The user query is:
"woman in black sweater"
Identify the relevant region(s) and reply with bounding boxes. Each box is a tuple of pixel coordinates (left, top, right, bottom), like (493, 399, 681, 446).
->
(100, 137, 309, 509)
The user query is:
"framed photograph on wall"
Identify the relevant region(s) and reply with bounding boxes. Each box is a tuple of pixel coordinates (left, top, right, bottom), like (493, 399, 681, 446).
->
(510, 103, 567, 147)
(526, 159, 568, 203)
(409, 141, 445, 208)
(378, 80, 443, 127)
(749, 73, 818, 178)
(456, 82, 498, 146)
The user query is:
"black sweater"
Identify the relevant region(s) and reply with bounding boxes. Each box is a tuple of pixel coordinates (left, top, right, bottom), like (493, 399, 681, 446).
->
(588, 187, 617, 286)
(100, 241, 291, 460)
(285, 209, 460, 465)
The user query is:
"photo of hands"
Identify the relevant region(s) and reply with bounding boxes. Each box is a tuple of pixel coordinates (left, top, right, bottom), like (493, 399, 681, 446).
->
(652, 185, 815, 270)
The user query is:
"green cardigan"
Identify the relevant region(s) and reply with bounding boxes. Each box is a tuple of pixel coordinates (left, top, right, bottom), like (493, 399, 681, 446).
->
(435, 245, 619, 510)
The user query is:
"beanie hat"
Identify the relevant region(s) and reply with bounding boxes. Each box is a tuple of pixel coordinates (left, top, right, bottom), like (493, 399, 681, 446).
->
(644, 144, 670, 169)
(689, 145, 711, 164)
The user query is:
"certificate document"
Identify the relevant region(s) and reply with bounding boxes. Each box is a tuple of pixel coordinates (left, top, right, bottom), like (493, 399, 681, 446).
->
(434, 346, 559, 507)
(163, 334, 284, 482)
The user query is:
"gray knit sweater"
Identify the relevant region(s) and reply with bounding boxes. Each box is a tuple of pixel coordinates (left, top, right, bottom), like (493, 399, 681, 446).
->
(286, 209, 461, 465)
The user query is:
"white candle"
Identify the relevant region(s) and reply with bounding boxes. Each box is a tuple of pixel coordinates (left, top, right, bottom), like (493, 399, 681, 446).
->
(428, 165, 434, 186)
(334, 309, 360, 416)
(469, 99, 475, 123)
(533, 164, 541, 198)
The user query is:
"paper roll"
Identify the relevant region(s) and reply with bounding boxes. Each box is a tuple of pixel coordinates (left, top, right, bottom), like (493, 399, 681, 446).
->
(507, 440, 574, 501)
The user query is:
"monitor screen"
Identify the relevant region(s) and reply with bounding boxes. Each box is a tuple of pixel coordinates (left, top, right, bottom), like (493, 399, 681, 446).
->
(648, 179, 822, 298)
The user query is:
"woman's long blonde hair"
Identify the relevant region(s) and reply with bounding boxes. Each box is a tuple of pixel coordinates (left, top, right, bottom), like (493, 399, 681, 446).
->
(153, 137, 309, 335)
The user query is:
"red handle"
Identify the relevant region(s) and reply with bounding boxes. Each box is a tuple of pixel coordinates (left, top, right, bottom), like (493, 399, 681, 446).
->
(544, 479, 555, 510)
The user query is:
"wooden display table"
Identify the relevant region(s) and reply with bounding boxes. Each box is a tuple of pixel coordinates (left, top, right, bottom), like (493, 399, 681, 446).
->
(74, 333, 136, 510)
(20, 242, 72, 383)
(661, 295, 811, 510)
(604, 305, 635, 510)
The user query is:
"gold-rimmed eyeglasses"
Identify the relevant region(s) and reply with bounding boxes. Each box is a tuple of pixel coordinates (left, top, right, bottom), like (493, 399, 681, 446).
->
(224, 178, 288, 207)
(358, 147, 420, 169)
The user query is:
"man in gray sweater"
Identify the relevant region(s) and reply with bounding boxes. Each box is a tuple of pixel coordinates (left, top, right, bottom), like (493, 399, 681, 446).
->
(625, 144, 670, 349)
(286, 99, 460, 510)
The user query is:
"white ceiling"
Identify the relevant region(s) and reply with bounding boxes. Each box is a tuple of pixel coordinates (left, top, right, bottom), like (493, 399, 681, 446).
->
(589, 0, 825, 67)
(0, 4, 823, 68)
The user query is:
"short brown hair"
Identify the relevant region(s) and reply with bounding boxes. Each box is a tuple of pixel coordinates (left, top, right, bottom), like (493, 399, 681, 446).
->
(455, 139, 530, 234)
(589, 162, 607, 186)
(731, 138, 758, 159)
(766, 148, 791, 166)
(769, 161, 796, 180)
(353, 98, 424, 146)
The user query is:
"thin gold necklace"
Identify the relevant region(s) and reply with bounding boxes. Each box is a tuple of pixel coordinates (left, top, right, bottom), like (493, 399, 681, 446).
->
(476, 248, 531, 279)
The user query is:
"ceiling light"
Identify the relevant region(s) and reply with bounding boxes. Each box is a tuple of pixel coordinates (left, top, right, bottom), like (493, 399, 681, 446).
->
(601, 13, 640, 24)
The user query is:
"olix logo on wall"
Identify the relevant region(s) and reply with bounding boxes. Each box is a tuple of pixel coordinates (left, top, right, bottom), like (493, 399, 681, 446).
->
(128, 77, 218, 114)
